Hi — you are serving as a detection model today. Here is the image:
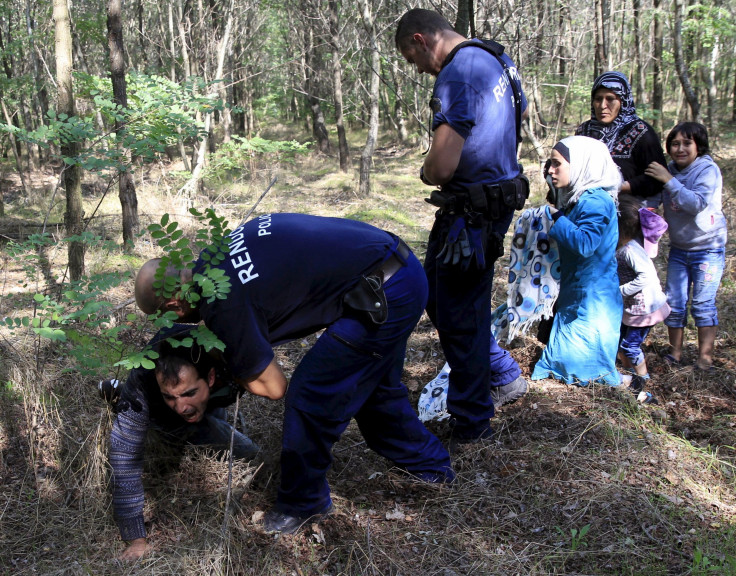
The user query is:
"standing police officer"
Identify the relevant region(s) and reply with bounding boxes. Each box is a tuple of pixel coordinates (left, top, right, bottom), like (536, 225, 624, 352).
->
(395, 9, 528, 442)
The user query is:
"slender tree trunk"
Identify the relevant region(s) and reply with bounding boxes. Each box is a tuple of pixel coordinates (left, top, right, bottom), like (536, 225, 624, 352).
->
(53, 0, 84, 280)
(632, 0, 645, 105)
(672, 0, 701, 122)
(1, 98, 31, 199)
(304, 24, 331, 154)
(328, 0, 350, 171)
(177, 0, 192, 80)
(594, 0, 607, 77)
(23, 0, 45, 166)
(181, 0, 233, 195)
(168, 4, 177, 82)
(357, 0, 379, 196)
(108, 0, 139, 251)
(557, 3, 566, 77)
(454, 0, 475, 37)
(732, 53, 736, 122)
(168, 3, 190, 170)
(388, 62, 408, 145)
(215, 0, 234, 143)
(652, 0, 664, 133)
(706, 37, 718, 139)
(137, 0, 148, 69)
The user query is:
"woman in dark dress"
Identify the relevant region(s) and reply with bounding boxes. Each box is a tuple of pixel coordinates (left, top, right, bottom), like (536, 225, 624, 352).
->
(576, 71, 666, 208)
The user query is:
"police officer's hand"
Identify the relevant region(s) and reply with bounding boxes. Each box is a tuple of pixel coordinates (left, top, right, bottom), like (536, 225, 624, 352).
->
(119, 538, 151, 561)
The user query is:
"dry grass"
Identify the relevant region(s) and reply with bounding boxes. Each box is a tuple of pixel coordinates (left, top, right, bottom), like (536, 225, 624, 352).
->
(1, 129, 736, 575)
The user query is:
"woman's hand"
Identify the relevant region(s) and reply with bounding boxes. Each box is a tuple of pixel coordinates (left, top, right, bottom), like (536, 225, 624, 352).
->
(644, 162, 672, 184)
(119, 538, 151, 561)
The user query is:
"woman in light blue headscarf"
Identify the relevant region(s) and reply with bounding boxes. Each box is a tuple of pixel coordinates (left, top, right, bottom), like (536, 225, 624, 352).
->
(532, 136, 623, 386)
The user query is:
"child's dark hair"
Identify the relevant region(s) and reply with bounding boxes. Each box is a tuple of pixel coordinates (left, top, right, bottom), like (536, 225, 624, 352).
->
(154, 339, 216, 385)
(617, 195, 643, 242)
(666, 122, 710, 157)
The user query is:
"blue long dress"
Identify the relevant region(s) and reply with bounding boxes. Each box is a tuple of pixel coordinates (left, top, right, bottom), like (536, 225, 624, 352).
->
(531, 188, 622, 386)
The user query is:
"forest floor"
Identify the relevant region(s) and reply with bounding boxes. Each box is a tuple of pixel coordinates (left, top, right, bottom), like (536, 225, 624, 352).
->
(0, 129, 735, 575)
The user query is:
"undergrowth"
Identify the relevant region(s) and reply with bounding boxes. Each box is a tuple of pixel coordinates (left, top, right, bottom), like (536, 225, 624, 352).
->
(0, 130, 735, 575)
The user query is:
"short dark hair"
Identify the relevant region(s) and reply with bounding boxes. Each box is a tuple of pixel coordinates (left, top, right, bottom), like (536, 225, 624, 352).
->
(154, 339, 216, 386)
(666, 122, 710, 157)
(395, 9, 453, 51)
(617, 194, 643, 242)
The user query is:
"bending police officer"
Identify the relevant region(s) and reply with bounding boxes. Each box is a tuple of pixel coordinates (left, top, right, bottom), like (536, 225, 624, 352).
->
(134, 213, 454, 535)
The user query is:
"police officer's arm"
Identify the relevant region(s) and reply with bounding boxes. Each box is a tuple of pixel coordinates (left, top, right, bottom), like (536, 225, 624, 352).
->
(421, 124, 465, 185)
(238, 358, 287, 400)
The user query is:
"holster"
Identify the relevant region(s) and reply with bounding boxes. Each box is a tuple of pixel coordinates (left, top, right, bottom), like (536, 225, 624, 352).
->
(425, 189, 457, 213)
(343, 273, 388, 325)
(458, 175, 530, 220)
(427, 174, 529, 219)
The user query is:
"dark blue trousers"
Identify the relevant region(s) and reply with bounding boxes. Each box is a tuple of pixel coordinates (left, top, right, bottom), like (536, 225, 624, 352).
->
(277, 252, 454, 516)
(424, 210, 521, 438)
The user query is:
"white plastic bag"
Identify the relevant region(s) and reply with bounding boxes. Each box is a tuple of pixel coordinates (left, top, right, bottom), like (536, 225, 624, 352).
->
(417, 363, 451, 422)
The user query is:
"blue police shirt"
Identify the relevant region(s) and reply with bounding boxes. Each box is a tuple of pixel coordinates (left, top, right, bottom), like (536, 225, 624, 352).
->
(431, 42, 526, 189)
(194, 213, 396, 380)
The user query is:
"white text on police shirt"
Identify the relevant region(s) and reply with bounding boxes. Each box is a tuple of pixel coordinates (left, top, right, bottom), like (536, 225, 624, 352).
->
(493, 67, 521, 103)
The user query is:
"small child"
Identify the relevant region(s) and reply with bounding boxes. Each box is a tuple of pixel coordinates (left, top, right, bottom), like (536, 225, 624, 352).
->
(645, 122, 727, 371)
(616, 195, 670, 403)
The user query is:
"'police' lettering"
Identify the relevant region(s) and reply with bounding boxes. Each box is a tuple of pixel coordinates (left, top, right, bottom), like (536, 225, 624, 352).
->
(258, 214, 272, 236)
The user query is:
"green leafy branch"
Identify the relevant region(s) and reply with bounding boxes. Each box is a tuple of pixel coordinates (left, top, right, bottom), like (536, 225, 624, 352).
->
(115, 208, 233, 370)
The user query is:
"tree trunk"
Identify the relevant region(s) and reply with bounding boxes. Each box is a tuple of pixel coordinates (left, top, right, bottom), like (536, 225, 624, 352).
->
(137, 0, 148, 69)
(594, 0, 607, 77)
(181, 0, 233, 196)
(23, 0, 46, 167)
(216, 0, 234, 144)
(108, 0, 139, 252)
(632, 0, 645, 105)
(706, 36, 718, 139)
(168, 3, 190, 170)
(672, 0, 701, 122)
(328, 0, 350, 171)
(388, 61, 408, 145)
(53, 0, 84, 280)
(304, 25, 331, 154)
(732, 54, 736, 122)
(454, 0, 475, 37)
(1, 98, 31, 199)
(651, 0, 664, 133)
(357, 0, 379, 197)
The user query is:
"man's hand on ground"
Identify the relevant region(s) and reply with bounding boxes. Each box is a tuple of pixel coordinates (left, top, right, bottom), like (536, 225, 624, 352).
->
(119, 538, 151, 561)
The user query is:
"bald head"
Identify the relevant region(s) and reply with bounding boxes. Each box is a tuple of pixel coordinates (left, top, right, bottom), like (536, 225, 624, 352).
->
(135, 258, 164, 314)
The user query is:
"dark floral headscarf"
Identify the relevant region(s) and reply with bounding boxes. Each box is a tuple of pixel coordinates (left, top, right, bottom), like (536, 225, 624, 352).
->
(576, 71, 639, 152)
